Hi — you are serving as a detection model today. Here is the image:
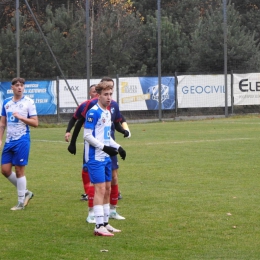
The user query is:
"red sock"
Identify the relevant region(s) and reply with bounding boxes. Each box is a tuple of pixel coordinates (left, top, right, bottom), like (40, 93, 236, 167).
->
(88, 186, 94, 208)
(110, 184, 118, 206)
(82, 169, 90, 194)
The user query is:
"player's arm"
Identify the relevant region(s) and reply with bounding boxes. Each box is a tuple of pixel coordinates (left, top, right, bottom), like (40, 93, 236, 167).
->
(67, 115, 85, 155)
(110, 137, 126, 160)
(13, 113, 38, 127)
(120, 115, 131, 134)
(65, 116, 77, 142)
(0, 115, 6, 148)
(84, 128, 118, 157)
(115, 114, 131, 138)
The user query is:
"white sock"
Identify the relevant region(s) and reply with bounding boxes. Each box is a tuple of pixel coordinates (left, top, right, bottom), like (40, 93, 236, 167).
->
(88, 207, 94, 216)
(17, 176, 26, 204)
(94, 205, 104, 227)
(7, 172, 17, 187)
(103, 203, 110, 223)
(110, 204, 116, 212)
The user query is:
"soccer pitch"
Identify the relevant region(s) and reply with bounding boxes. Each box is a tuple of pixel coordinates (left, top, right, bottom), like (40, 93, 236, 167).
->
(1, 116, 260, 260)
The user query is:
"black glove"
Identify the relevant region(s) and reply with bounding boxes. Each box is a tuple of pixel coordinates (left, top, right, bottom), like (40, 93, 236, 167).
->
(68, 143, 76, 155)
(118, 146, 126, 160)
(123, 130, 130, 138)
(103, 145, 118, 156)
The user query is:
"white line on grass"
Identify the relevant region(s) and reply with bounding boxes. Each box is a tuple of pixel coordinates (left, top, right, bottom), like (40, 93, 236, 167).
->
(33, 139, 84, 144)
(145, 137, 253, 145)
(33, 137, 254, 146)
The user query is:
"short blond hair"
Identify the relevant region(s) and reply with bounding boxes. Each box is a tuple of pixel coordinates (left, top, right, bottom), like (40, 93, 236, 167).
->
(95, 81, 113, 94)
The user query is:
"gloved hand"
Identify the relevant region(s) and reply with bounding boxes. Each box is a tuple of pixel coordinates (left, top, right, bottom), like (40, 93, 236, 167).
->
(68, 143, 76, 155)
(118, 146, 126, 160)
(103, 145, 118, 156)
(123, 130, 131, 138)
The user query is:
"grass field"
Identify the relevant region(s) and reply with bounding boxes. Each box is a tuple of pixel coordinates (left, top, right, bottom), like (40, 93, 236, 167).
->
(1, 115, 260, 260)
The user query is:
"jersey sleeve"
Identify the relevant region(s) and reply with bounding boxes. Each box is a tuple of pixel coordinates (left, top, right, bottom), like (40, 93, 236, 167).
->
(28, 98, 37, 117)
(81, 98, 98, 118)
(112, 101, 122, 123)
(73, 101, 87, 119)
(84, 108, 98, 130)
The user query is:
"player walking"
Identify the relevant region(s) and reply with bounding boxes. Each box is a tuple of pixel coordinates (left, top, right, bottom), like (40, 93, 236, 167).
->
(0, 77, 38, 210)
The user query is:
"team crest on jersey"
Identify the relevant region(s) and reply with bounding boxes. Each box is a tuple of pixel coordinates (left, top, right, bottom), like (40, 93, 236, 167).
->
(19, 104, 23, 108)
(102, 116, 106, 123)
(110, 107, 114, 114)
(87, 117, 93, 123)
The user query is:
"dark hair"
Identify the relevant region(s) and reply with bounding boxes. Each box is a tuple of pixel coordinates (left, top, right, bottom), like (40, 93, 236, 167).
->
(95, 81, 113, 94)
(100, 77, 114, 86)
(89, 84, 96, 90)
(11, 77, 25, 85)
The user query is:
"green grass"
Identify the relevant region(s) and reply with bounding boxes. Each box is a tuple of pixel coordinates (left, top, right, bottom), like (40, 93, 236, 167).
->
(1, 115, 260, 259)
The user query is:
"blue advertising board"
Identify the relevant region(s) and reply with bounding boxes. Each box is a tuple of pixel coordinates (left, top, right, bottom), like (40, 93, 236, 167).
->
(139, 77, 175, 110)
(0, 81, 56, 115)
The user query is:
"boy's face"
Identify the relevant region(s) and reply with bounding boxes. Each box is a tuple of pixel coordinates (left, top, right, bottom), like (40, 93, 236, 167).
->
(89, 86, 97, 98)
(12, 81, 25, 97)
(98, 88, 113, 109)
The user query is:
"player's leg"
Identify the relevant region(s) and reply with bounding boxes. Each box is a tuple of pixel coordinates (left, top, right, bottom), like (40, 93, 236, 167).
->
(81, 166, 90, 200)
(86, 183, 95, 223)
(103, 159, 120, 233)
(13, 137, 33, 209)
(87, 159, 113, 236)
(109, 156, 125, 220)
(1, 140, 29, 210)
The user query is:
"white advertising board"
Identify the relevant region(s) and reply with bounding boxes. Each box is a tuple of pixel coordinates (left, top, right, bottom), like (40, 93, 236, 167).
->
(233, 73, 260, 105)
(177, 74, 231, 108)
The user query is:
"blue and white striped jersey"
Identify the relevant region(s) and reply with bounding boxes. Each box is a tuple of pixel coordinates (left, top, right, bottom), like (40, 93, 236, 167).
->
(1, 96, 37, 142)
(84, 103, 112, 162)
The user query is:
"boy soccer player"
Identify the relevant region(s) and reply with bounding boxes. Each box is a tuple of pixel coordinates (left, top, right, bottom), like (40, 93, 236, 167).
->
(0, 77, 38, 210)
(83, 81, 126, 236)
(65, 84, 97, 200)
(68, 77, 130, 222)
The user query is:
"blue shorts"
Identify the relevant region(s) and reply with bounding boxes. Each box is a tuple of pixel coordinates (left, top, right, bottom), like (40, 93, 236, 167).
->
(110, 155, 119, 170)
(86, 157, 112, 184)
(1, 135, 30, 166)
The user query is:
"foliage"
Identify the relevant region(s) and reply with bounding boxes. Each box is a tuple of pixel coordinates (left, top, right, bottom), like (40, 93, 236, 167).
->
(189, 3, 260, 72)
(0, 0, 260, 78)
(91, 1, 143, 76)
(139, 14, 190, 74)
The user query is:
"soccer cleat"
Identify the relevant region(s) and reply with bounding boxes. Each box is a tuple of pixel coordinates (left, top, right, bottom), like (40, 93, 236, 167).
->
(118, 191, 122, 200)
(24, 190, 34, 207)
(105, 224, 121, 233)
(86, 215, 96, 224)
(81, 194, 88, 201)
(109, 211, 125, 220)
(94, 226, 114, 236)
(10, 202, 24, 211)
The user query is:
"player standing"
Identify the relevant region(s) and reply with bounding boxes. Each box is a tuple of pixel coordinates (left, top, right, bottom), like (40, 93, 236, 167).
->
(65, 84, 97, 200)
(0, 77, 38, 210)
(67, 77, 130, 223)
(83, 81, 126, 236)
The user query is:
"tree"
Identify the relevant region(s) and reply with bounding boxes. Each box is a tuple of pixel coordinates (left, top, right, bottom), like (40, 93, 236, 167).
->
(189, 3, 260, 72)
(138, 13, 190, 75)
(91, 2, 143, 76)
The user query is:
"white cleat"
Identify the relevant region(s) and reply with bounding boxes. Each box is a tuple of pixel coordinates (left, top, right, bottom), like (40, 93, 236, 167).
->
(10, 202, 24, 211)
(109, 211, 125, 220)
(86, 215, 96, 224)
(94, 226, 114, 236)
(105, 224, 121, 233)
(24, 190, 34, 207)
